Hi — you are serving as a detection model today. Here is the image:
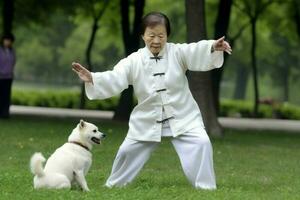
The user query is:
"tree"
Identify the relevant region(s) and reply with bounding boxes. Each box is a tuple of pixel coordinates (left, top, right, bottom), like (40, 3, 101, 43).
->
(258, 1, 300, 102)
(211, 0, 250, 106)
(14, 0, 78, 26)
(2, 0, 14, 35)
(233, 62, 249, 99)
(293, 0, 300, 36)
(8, 0, 111, 107)
(113, 0, 145, 120)
(230, 22, 250, 100)
(79, 0, 110, 109)
(234, 0, 273, 117)
(185, 0, 222, 137)
(211, 0, 232, 114)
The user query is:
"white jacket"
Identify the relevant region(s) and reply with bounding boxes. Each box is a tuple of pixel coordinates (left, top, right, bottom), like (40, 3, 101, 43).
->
(85, 40, 223, 142)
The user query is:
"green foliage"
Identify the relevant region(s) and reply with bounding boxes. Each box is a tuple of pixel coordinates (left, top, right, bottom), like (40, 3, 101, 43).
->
(145, 0, 186, 43)
(220, 99, 272, 118)
(220, 99, 253, 117)
(276, 103, 300, 120)
(12, 89, 78, 108)
(223, 0, 300, 105)
(220, 99, 300, 120)
(11, 88, 118, 111)
(14, 0, 78, 25)
(84, 96, 119, 111)
(10, 86, 300, 120)
(6, 0, 300, 107)
(1, 117, 300, 199)
(14, 1, 124, 84)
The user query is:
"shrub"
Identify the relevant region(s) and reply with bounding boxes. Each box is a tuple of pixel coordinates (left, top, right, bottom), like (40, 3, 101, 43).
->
(220, 99, 300, 120)
(11, 89, 300, 119)
(275, 103, 300, 120)
(11, 89, 118, 111)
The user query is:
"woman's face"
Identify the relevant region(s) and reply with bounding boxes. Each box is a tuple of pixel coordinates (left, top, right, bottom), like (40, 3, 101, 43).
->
(3, 39, 13, 48)
(142, 24, 167, 55)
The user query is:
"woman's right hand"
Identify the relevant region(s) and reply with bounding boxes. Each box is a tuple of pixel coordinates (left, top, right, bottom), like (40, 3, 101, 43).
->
(72, 62, 93, 84)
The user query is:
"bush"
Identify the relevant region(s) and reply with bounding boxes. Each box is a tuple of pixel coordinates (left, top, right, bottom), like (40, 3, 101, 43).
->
(275, 103, 300, 120)
(11, 89, 300, 119)
(220, 99, 300, 120)
(11, 89, 118, 111)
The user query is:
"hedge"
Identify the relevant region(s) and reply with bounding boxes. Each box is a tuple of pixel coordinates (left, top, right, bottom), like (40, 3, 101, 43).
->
(11, 89, 118, 111)
(11, 89, 300, 120)
(220, 99, 300, 120)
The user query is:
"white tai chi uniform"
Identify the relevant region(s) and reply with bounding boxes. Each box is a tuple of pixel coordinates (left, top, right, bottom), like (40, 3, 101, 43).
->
(105, 123, 216, 189)
(85, 40, 223, 189)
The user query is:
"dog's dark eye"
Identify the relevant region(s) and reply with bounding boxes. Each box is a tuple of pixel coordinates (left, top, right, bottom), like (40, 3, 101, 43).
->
(93, 130, 97, 133)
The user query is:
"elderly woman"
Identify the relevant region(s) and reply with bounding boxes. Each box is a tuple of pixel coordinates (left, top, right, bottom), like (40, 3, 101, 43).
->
(72, 12, 231, 190)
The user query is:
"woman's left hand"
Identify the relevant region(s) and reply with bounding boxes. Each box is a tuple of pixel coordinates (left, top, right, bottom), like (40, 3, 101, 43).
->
(212, 36, 232, 55)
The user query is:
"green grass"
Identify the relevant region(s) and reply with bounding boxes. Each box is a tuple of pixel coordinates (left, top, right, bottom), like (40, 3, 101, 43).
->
(1, 116, 300, 199)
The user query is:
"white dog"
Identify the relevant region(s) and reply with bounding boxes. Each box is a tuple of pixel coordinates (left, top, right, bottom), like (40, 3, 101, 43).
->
(30, 120, 105, 191)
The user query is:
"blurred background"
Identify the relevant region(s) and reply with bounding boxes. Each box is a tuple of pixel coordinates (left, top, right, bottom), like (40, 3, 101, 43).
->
(1, 0, 300, 124)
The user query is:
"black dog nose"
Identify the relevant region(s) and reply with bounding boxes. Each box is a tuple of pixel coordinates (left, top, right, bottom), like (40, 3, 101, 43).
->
(102, 134, 106, 138)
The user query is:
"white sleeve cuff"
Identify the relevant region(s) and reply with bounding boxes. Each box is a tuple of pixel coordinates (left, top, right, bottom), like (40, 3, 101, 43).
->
(85, 72, 101, 100)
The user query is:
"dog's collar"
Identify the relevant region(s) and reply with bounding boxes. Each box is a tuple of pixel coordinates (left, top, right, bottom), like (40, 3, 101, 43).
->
(69, 141, 90, 152)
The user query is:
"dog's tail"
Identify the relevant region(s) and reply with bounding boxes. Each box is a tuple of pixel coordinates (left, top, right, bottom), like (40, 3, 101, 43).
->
(30, 152, 46, 177)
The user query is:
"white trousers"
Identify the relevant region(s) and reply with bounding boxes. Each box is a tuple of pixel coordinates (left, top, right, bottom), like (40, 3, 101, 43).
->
(105, 128, 216, 190)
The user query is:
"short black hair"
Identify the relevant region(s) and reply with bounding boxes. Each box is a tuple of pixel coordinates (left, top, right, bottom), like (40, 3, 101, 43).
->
(2, 33, 15, 42)
(141, 12, 171, 36)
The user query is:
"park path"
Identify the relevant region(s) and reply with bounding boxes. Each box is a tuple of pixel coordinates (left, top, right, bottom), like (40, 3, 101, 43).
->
(10, 105, 300, 133)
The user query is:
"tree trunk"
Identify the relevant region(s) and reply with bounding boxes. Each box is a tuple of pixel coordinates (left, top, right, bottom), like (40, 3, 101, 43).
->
(234, 0, 273, 116)
(293, 0, 300, 37)
(2, 0, 14, 34)
(211, 0, 232, 114)
(280, 62, 289, 102)
(233, 66, 249, 99)
(113, 0, 145, 120)
(251, 18, 259, 117)
(80, 20, 99, 109)
(79, 0, 109, 109)
(282, 68, 289, 102)
(185, 0, 223, 137)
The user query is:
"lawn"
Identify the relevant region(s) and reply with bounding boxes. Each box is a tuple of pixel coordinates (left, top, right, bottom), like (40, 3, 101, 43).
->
(1, 116, 300, 200)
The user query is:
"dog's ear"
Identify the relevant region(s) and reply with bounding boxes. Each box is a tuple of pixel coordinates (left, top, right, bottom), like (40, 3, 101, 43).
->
(79, 119, 85, 129)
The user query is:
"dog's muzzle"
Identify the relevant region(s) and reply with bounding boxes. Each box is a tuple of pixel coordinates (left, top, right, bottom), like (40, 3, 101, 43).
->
(91, 134, 105, 144)
(91, 137, 100, 144)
